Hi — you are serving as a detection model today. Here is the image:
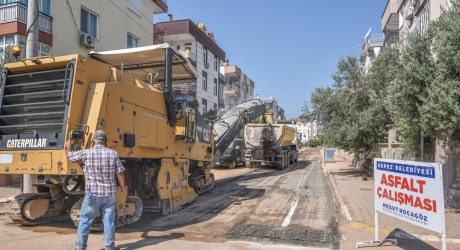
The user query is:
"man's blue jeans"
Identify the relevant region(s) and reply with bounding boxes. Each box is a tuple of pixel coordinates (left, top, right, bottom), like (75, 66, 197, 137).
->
(76, 193, 116, 250)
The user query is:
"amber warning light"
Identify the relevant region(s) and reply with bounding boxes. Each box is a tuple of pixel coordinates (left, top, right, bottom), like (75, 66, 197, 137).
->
(11, 45, 21, 58)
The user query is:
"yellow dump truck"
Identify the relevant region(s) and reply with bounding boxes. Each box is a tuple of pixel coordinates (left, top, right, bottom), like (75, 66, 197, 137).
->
(244, 123, 297, 170)
(0, 44, 218, 229)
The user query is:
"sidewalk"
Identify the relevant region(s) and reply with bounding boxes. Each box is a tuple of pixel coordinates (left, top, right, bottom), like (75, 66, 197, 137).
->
(324, 156, 460, 249)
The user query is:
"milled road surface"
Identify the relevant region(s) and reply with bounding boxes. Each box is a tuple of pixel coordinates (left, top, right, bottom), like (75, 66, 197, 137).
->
(0, 149, 340, 249)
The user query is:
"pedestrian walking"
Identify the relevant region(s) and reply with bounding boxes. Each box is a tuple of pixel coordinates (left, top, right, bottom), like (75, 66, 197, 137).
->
(65, 130, 127, 250)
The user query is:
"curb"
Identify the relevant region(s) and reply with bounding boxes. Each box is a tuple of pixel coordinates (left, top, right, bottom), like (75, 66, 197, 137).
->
(322, 162, 352, 223)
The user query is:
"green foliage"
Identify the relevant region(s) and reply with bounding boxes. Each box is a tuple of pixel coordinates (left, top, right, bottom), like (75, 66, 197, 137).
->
(304, 2, 460, 160)
(305, 54, 393, 160)
(305, 138, 322, 148)
(204, 109, 217, 120)
(387, 33, 436, 145)
(0, 46, 18, 72)
(420, 2, 460, 139)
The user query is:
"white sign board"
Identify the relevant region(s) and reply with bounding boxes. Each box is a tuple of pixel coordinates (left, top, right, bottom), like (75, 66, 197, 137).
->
(324, 149, 335, 163)
(374, 158, 445, 234)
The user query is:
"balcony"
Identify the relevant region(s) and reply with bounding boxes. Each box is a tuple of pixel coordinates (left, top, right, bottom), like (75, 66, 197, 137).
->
(219, 73, 226, 85)
(152, 0, 168, 13)
(224, 84, 240, 97)
(179, 49, 197, 68)
(0, 3, 52, 33)
(224, 65, 241, 78)
(173, 83, 196, 97)
(383, 31, 399, 48)
(381, 0, 400, 31)
(153, 25, 164, 44)
(363, 34, 384, 54)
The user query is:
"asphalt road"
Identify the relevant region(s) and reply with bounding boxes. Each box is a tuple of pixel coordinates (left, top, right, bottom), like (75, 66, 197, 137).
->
(0, 149, 340, 249)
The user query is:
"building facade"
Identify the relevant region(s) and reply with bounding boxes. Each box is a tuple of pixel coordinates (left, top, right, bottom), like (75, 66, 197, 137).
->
(222, 64, 255, 111)
(0, 0, 167, 58)
(294, 119, 321, 143)
(154, 19, 226, 115)
(362, 30, 383, 75)
(381, 0, 451, 48)
(381, 0, 459, 207)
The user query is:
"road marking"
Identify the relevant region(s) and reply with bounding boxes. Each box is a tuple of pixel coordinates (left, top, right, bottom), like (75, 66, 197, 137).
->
(282, 196, 299, 227)
(281, 162, 315, 227)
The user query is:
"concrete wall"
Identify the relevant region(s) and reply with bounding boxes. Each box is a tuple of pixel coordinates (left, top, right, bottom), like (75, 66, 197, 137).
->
(53, 0, 157, 56)
(435, 140, 460, 209)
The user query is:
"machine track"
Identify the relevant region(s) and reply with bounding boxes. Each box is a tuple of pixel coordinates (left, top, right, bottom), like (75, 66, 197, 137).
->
(189, 173, 215, 194)
(7, 193, 70, 225)
(70, 196, 143, 232)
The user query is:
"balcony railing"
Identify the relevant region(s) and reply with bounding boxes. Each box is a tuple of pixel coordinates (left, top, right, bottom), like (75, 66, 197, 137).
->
(383, 31, 399, 48)
(363, 34, 384, 52)
(0, 3, 52, 33)
(153, 25, 164, 44)
(173, 83, 196, 97)
(224, 84, 240, 97)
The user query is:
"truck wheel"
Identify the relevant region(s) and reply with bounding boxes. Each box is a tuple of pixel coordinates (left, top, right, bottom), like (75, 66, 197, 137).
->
(245, 160, 251, 168)
(230, 160, 236, 169)
(276, 157, 284, 170)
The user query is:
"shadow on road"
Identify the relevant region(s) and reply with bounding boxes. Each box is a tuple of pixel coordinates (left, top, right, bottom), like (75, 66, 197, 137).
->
(117, 160, 313, 233)
(385, 228, 437, 250)
(117, 232, 184, 250)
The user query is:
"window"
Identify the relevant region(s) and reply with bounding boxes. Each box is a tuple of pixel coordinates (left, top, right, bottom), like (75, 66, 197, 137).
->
(0, 0, 26, 5)
(128, 0, 141, 16)
(203, 48, 208, 64)
(214, 78, 218, 95)
(202, 71, 207, 91)
(202, 98, 207, 114)
(0, 35, 50, 59)
(218, 84, 223, 100)
(127, 33, 139, 48)
(202, 78, 207, 91)
(39, 43, 51, 56)
(214, 55, 218, 70)
(40, 0, 50, 16)
(185, 42, 192, 51)
(176, 45, 180, 50)
(81, 8, 98, 38)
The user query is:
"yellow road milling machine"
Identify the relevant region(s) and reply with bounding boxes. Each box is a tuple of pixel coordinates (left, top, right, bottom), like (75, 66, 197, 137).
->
(0, 44, 229, 230)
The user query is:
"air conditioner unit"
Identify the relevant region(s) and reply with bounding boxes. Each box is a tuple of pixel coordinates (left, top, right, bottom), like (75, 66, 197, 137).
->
(79, 33, 96, 49)
(406, 6, 414, 20)
(204, 62, 210, 69)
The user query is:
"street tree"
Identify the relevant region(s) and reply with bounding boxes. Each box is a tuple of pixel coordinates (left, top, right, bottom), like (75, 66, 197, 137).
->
(421, 1, 460, 140)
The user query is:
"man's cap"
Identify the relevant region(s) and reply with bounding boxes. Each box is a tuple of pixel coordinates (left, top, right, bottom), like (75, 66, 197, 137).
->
(93, 130, 107, 142)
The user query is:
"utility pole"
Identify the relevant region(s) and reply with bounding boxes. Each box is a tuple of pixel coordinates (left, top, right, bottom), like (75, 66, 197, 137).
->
(23, 0, 39, 193)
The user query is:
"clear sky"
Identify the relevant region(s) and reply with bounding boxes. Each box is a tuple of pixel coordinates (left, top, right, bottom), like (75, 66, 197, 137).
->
(155, 0, 387, 119)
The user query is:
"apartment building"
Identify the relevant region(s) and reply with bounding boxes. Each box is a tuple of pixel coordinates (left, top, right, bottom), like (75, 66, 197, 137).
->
(154, 19, 226, 115)
(260, 97, 287, 122)
(222, 64, 255, 111)
(292, 118, 321, 143)
(361, 29, 384, 75)
(0, 0, 167, 57)
(381, 0, 452, 48)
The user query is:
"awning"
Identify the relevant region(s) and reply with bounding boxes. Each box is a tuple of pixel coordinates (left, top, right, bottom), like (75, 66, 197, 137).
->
(89, 43, 197, 84)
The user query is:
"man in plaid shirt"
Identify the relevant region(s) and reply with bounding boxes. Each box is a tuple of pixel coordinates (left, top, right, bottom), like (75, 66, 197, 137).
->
(65, 130, 126, 250)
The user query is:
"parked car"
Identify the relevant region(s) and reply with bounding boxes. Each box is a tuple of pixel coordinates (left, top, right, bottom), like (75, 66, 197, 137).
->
(215, 138, 246, 168)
